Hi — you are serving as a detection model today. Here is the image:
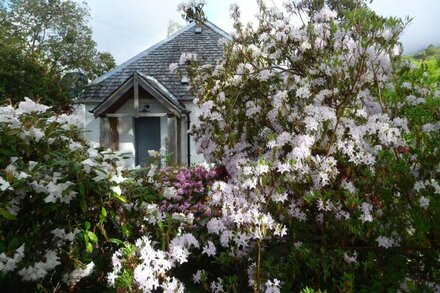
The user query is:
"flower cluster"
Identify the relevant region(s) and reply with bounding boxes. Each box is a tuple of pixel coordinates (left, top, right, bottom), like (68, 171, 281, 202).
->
(158, 165, 227, 218)
(107, 233, 200, 292)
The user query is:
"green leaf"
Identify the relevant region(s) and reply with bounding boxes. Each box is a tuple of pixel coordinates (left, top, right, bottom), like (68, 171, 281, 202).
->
(109, 238, 124, 245)
(79, 183, 85, 196)
(100, 207, 107, 222)
(303, 192, 315, 203)
(87, 231, 98, 244)
(0, 208, 16, 220)
(121, 225, 131, 238)
(84, 221, 91, 230)
(7, 237, 23, 251)
(80, 198, 87, 213)
(101, 207, 107, 217)
(73, 162, 82, 172)
(112, 192, 127, 203)
(0, 147, 17, 157)
(86, 242, 93, 253)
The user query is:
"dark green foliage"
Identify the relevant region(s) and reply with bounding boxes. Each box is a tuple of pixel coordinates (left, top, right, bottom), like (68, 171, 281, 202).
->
(0, 0, 116, 109)
(0, 36, 69, 109)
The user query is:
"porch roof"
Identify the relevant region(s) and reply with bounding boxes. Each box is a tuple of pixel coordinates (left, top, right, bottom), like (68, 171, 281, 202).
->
(91, 71, 188, 118)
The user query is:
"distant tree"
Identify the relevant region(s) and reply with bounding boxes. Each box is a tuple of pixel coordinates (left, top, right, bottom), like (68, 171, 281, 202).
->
(291, 0, 367, 13)
(0, 11, 69, 108)
(0, 45, 71, 110)
(425, 44, 439, 57)
(167, 20, 184, 36)
(0, 0, 116, 109)
(412, 44, 440, 61)
(84, 51, 117, 80)
(5, 0, 115, 80)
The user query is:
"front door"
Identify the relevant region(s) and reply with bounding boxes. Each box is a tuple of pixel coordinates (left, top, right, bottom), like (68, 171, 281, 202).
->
(134, 117, 161, 166)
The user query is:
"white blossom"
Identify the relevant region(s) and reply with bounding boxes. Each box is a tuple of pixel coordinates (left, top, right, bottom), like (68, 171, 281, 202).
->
(192, 269, 205, 284)
(18, 250, 60, 281)
(376, 236, 399, 249)
(359, 202, 373, 223)
(16, 98, 50, 115)
(419, 196, 430, 209)
(62, 262, 95, 286)
(0, 244, 25, 273)
(210, 278, 225, 293)
(202, 240, 217, 257)
(265, 278, 281, 293)
(169, 63, 179, 73)
(179, 52, 197, 64)
(343, 251, 358, 264)
(0, 176, 12, 191)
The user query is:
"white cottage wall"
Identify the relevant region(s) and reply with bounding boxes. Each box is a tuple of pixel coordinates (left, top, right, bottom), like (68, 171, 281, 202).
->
(117, 116, 135, 166)
(74, 103, 100, 147)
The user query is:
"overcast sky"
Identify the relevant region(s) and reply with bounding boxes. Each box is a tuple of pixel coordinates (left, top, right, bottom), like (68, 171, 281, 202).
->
(84, 0, 440, 65)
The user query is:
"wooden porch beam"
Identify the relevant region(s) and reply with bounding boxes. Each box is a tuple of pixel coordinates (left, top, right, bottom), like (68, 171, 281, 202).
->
(134, 72, 139, 117)
(93, 77, 134, 118)
(105, 113, 166, 118)
(138, 78, 183, 118)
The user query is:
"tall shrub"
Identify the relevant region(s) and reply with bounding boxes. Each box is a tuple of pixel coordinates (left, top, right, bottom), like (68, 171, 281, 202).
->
(176, 0, 440, 291)
(0, 98, 130, 290)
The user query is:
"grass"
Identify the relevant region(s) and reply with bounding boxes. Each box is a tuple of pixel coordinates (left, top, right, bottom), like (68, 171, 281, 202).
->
(402, 45, 440, 83)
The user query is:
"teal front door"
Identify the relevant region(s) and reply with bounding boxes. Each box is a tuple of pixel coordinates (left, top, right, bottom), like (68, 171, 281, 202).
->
(134, 117, 161, 166)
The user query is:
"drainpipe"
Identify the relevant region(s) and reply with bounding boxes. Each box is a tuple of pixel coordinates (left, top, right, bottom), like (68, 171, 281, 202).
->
(186, 112, 191, 166)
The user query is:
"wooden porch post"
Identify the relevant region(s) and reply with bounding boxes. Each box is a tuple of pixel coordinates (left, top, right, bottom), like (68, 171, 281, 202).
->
(100, 116, 119, 151)
(167, 114, 180, 164)
(176, 116, 182, 164)
(100, 117, 110, 148)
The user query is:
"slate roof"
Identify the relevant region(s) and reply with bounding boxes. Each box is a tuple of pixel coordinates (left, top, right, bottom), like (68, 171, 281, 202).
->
(80, 21, 229, 103)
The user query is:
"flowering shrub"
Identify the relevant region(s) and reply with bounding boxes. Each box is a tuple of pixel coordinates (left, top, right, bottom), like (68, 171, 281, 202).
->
(0, 99, 228, 290)
(176, 0, 439, 291)
(109, 0, 439, 289)
(0, 98, 132, 290)
(108, 163, 232, 291)
(158, 165, 227, 216)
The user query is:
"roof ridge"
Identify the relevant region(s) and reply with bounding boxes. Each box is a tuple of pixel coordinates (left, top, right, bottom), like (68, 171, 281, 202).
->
(204, 20, 231, 40)
(88, 22, 197, 86)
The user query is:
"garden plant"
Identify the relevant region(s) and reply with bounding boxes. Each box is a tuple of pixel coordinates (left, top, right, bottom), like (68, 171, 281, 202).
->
(1, 0, 440, 292)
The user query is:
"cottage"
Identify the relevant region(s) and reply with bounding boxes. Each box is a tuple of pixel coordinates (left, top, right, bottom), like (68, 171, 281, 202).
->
(75, 21, 228, 167)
